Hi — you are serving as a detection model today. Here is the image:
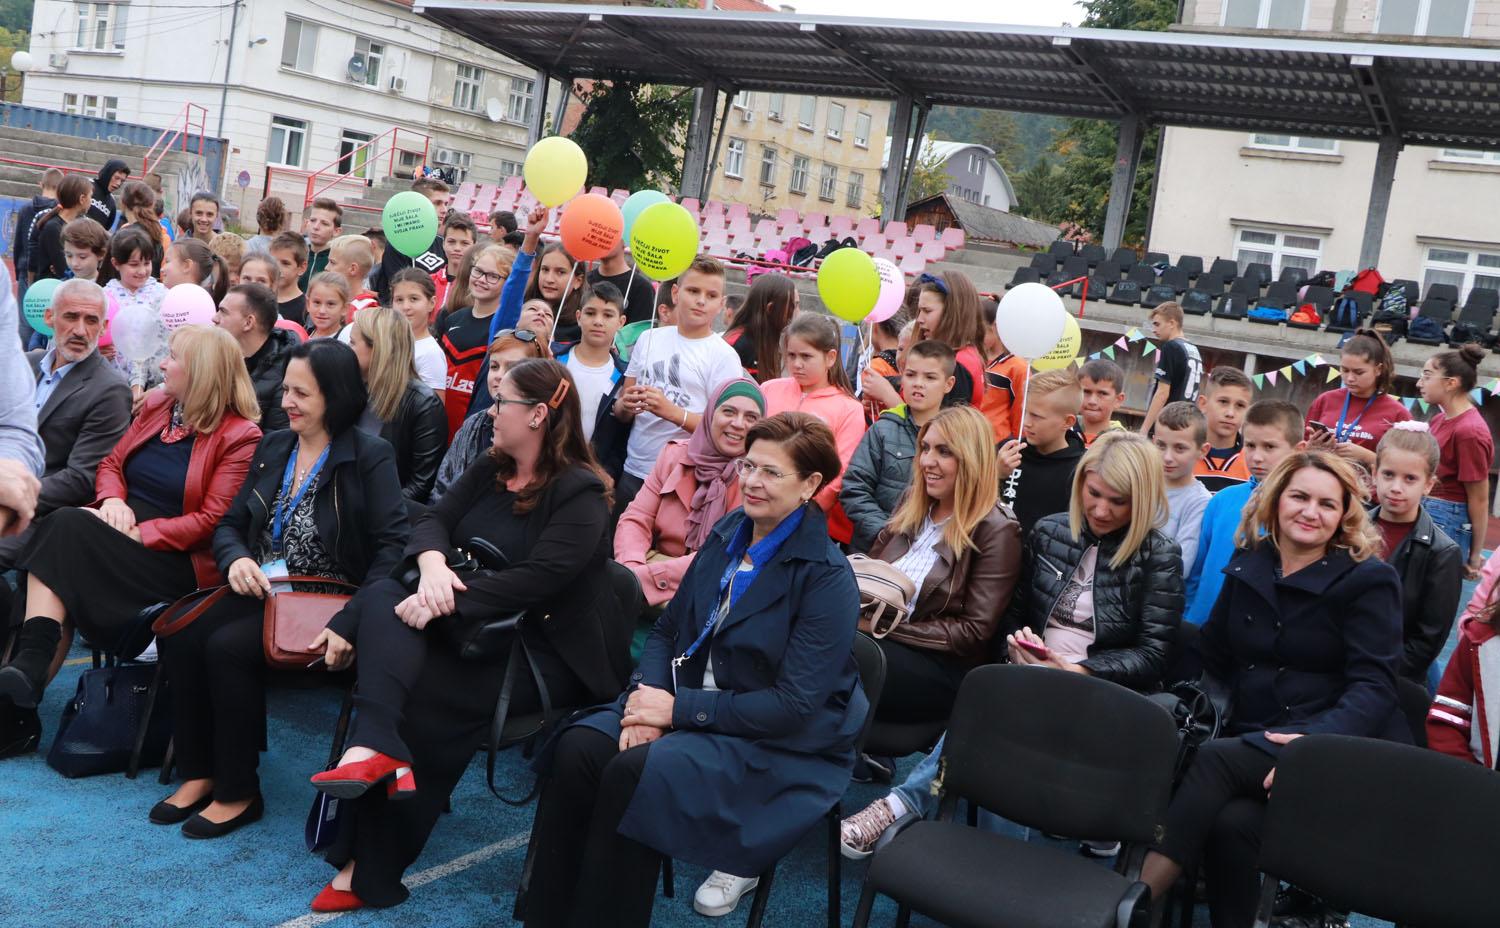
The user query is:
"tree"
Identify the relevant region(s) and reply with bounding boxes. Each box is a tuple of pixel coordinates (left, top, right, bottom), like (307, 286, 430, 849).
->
(973, 109, 1024, 174)
(1012, 158, 1067, 222)
(569, 79, 692, 193)
(0, 0, 31, 34)
(904, 134, 950, 202)
(0, 27, 30, 103)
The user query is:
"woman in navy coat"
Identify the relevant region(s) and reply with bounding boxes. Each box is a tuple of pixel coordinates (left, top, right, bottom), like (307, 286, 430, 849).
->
(523, 411, 867, 928)
(1140, 450, 1406, 927)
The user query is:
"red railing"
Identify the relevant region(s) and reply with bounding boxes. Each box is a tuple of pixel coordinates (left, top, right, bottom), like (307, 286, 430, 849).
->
(301, 126, 431, 209)
(142, 102, 208, 178)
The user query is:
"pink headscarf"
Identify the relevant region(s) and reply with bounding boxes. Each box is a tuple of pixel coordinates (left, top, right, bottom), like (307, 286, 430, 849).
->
(682, 376, 766, 551)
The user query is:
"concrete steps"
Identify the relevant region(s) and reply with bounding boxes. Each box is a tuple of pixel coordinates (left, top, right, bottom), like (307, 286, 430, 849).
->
(0, 125, 204, 203)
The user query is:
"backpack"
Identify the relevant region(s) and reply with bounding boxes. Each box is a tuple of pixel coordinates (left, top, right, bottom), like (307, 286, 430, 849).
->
(1370, 306, 1409, 341)
(1247, 306, 1289, 323)
(1450, 321, 1488, 347)
(1306, 270, 1337, 289)
(1408, 315, 1446, 342)
(1289, 303, 1321, 325)
(1378, 282, 1409, 318)
(1351, 268, 1385, 295)
(1329, 297, 1361, 330)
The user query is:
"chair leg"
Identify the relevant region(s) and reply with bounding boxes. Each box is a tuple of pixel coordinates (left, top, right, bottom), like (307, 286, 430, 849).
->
(744, 865, 774, 927)
(851, 880, 878, 928)
(157, 736, 174, 785)
(1249, 874, 1278, 928)
(826, 807, 841, 928)
(1175, 867, 1197, 928)
(895, 902, 912, 927)
(662, 857, 675, 898)
(126, 661, 164, 780)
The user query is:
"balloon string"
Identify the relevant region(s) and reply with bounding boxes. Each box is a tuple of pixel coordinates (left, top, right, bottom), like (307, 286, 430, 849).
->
(550, 260, 580, 345)
(1017, 361, 1032, 448)
(624, 264, 638, 315)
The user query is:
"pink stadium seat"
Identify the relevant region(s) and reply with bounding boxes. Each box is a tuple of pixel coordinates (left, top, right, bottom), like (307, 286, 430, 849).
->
(727, 214, 751, 234)
(474, 183, 499, 210)
(454, 181, 477, 207)
(870, 247, 898, 266)
(854, 218, 881, 242)
(700, 212, 727, 233)
(701, 228, 730, 252)
(829, 215, 854, 237)
(775, 208, 799, 229)
(679, 197, 701, 214)
(940, 227, 966, 250)
(727, 203, 749, 221)
(899, 253, 927, 276)
(728, 231, 757, 253)
(588, 186, 608, 198)
(610, 189, 629, 205)
(919, 241, 946, 262)
(910, 223, 936, 244)
(702, 199, 726, 216)
(753, 219, 778, 241)
(804, 212, 828, 233)
(500, 175, 523, 195)
(890, 236, 916, 258)
(758, 233, 784, 253)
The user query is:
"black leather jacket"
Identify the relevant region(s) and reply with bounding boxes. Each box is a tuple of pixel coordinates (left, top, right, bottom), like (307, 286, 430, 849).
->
(247, 328, 297, 432)
(379, 379, 447, 503)
(1003, 513, 1184, 691)
(1368, 503, 1464, 681)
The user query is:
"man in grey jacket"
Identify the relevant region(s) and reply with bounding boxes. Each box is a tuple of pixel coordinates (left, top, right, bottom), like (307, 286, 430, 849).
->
(0, 263, 44, 537)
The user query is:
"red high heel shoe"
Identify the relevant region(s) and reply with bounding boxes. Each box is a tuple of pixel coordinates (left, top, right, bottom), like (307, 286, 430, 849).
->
(311, 882, 364, 912)
(310, 752, 416, 800)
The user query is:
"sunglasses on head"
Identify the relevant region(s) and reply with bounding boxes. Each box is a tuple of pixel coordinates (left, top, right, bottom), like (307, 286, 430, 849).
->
(496, 328, 539, 344)
(917, 273, 948, 295)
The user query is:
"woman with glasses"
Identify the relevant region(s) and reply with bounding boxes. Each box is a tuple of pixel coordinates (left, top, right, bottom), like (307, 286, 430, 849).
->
(303, 359, 628, 913)
(434, 243, 513, 439)
(349, 306, 447, 504)
(913, 270, 986, 406)
(431, 329, 547, 503)
(523, 411, 867, 927)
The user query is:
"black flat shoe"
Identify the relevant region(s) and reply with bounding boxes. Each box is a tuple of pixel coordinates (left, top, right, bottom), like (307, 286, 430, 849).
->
(149, 795, 211, 825)
(181, 795, 263, 839)
(0, 666, 39, 711)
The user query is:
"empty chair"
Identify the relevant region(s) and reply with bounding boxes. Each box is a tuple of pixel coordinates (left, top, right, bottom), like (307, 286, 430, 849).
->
(1257, 281, 1300, 312)
(918, 241, 946, 263)
(678, 196, 701, 214)
(1082, 274, 1111, 302)
(1108, 279, 1143, 306)
(1278, 266, 1309, 288)
(1141, 284, 1176, 310)
(804, 212, 829, 233)
(1079, 243, 1107, 267)
(1160, 267, 1190, 294)
(1109, 246, 1137, 270)
(854, 217, 881, 243)
(1048, 239, 1075, 260)
(1029, 253, 1057, 274)
(473, 183, 499, 210)
(1175, 255, 1204, 279)
(500, 175, 523, 195)
(891, 236, 916, 259)
(898, 252, 926, 276)
(1007, 266, 1042, 289)
(700, 228, 730, 253)
(727, 214, 752, 234)
(752, 218, 778, 242)
(1059, 255, 1089, 281)
(1450, 288, 1499, 345)
(1202, 257, 1239, 290)
(726, 203, 750, 222)
(609, 189, 629, 205)
(1127, 265, 1156, 288)
(1094, 259, 1124, 283)
(699, 212, 726, 234)
(1144, 250, 1169, 266)
(1244, 262, 1273, 287)
(828, 215, 854, 238)
(775, 208, 799, 229)
(1213, 292, 1249, 320)
(1424, 282, 1460, 307)
(940, 227, 965, 250)
(1181, 289, 1214, 315)
(910, 223, 936, 244)
(587, 185, 608, 198)
(1230, 275, 1262, 298)
(1301, 285, 1336, 313)
(727, 231, 758, 254)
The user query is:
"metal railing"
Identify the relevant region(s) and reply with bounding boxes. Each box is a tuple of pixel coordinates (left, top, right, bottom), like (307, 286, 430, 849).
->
(142, 102, 208, 179)
(301, 126, 431, 209)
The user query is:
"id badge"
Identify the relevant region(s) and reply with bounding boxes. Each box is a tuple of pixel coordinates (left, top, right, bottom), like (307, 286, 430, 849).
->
(262, 558, 293, 594)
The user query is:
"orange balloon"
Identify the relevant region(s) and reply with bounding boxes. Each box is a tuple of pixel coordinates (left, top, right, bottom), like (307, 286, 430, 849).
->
(559, 193, 624, 262)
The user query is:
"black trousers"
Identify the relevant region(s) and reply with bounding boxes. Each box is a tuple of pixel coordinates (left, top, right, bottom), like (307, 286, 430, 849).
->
(1155, 737, 1275, 928)
(158, 595, 266, 802)
(523, 726, 658, 928)
(611, 472, 645, 523)
(873, 639, 967, 723)
(331, 577, 590, 907)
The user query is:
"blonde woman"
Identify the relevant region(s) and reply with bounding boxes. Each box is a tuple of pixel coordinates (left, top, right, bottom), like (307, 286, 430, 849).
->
(0, 326, 262, 711)
(842, 430, 1185, 860)
(349, 306, 446, 503)
(867, 405, 1022, 721)
(1141, 450, 1402, 928)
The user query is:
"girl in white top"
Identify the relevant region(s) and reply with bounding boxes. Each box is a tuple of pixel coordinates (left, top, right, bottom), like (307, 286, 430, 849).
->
(390, 268, 448, 399)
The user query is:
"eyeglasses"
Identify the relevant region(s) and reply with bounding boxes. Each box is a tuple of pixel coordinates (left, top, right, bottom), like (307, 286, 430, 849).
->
(471, 267, 505, 285)
(492, 397, 536, 408)
(735, 458, 801, 482)
(917, 272, 948, 295)
(495, 328, 539, 344)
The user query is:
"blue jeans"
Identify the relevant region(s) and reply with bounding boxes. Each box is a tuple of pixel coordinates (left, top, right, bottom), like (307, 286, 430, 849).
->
(1423, 496, 1473, 563)
(888, 734, 1023, 838)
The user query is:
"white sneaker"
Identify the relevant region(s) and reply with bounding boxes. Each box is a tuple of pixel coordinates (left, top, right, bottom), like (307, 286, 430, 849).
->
(692, 870, 760, 917)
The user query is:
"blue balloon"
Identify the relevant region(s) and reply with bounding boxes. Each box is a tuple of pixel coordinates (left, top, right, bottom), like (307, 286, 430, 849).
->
(621, 190, 671, 242)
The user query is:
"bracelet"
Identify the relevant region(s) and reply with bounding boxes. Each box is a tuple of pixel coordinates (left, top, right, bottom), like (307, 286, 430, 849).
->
(679, 408, 689, 428)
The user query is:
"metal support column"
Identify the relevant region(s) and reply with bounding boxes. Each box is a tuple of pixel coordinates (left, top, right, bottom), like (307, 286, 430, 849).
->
(529, 68, 551, 147)
(1358, 135, 1402, 270)
(550, 74, 572, 141)
(893, 103, 929, 223)
(679, 79, 720, 200)
(1101, 115, 1144, 251)
(701, 89, 733, 204)
(878, 95, 914, 229)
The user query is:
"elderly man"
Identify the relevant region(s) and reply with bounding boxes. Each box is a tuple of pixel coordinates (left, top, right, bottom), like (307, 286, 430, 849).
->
(215, 282, 296, 431)
(0, 264, 44, 538)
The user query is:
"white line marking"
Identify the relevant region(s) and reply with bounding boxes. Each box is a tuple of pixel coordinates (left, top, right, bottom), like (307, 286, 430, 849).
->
(271, 829, 531, 928)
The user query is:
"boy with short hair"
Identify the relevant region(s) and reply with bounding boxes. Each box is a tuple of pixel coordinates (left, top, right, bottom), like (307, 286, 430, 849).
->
(15, 167, 63, 310)
(1184, 400, 1306, 624)
(269, 231, 309, 325)
(489, 209, 519, 244)
(299, 197, 343, 290)
(1139, 301, 1203, 436)
(980, 297, 1029, 445)
(651, 276, 678, 327)
(190, 192, 220, 242)
(843, 340, 958, 553)
(61, 218, 107, 284)
(998, 368, 1087, 535)
(371, 177, 449, 302)
(1078, 358, 1128, 446)
(1194, 366, 1255, 493)
(328, 234, 377, 312)
(1152, 401, 1213, 575)
(615, 256, 744, 514)
(557, 281, 630, 478)
(431, 212, 477, 312)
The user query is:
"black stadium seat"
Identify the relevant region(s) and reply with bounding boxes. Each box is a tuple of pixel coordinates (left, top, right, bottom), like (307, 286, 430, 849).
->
(1213, 292, 1249, 320)
(1007, 266, 1041, 289)
(1244, 262, 1273, 287)
(1175, 255, 1204, 279)
(1127, 265, 1156, 288)
(1109, 247, 1137, 271)
(1181, 289, 1214, 315)
(1160, 267, 1191, 294)
(1277, 266, 1309, 288)
(1048, 239, 1075, 260)
(1079, 243, 1106, 267)
(1107, 280, 1143, 305)
(1029, 253, 1056, 274)
(1140, 284, 1176, 310)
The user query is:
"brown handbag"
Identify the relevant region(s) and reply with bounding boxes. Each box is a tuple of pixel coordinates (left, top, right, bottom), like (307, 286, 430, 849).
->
(151, 576, 357, 669)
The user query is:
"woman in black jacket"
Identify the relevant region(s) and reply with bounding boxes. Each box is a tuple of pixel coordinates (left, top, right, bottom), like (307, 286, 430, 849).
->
(349, 306, 447, 503)
(152, 339, 410, 838)
(302, 359, 630, 913)
(1141, 450, 1405, 928)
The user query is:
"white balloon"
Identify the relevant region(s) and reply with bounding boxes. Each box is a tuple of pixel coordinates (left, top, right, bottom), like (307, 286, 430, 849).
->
(112, 303, 162, 363)
(995, 282, 1068, 360)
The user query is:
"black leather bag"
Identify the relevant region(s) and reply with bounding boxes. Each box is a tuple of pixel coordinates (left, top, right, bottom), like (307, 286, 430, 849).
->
(399, 538, 525, 662)
(1147, 678, 1227, 787)
(46, 663, 170, 778)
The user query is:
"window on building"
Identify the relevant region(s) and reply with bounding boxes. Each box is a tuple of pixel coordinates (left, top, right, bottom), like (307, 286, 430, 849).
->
(1376, 0, 1471, 36)
(1234, 227, 1323, 276)
(853, 111, 871, 148)
(500, 159, 523, 178)
(1222, 0, 1307, 29)
(733, 90, 755, 110)
(846, 171, 864, 209)
(353, 37, 383, 87)
(61, 93, 116, 119)
(281, 17, 318, 71)
(790, 155, 810, 194)
(768, 93, 785, 120)
(453, 64, 484, 112)
(507, 76, 535, 124)
(798, 95, 816, 130)
(1440, 148, 1500, 164)
(826, 103, 845, 140)
(1249, 133, 1337, 153)
(268, 116, 308, 168)
(75, 2, 127, 51)
(1423, 245, 1500, 295)
(819, 164, 838, 201)
(760, 145, 777, 186)
(724, 138, 745, 178)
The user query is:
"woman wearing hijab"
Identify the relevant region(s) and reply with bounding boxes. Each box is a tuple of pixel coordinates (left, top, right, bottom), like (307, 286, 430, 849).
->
(614, 378, 765, 608)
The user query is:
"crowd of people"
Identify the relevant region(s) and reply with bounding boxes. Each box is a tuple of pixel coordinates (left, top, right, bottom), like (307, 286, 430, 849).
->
(0, 160, 1496, 928)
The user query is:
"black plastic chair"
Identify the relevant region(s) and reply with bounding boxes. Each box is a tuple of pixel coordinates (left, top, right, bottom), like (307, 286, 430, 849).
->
(1251, 735, 1500, 928)
(1127, 265, 1156, 288)
(1094, 259, 1124, 283)
(1451, 288, 1500, 345)
(1145, 251, 1169, 267)
(1207, 257, 1239, 281)
(1390, 278, 1421, 307)
(1256, 281, 1300, 312)
(1109, 247, 1137, 271)
(1277, 266, 1309, 288)
(853, 666, 1177, 928)
(1159, 267, 1190, 294)
(1181, 289, 1214, 316)
(1230, 275, 1262, 299)
(1007, 266, 1041, 289)
(1083, 275, 1111, 303)
(1141, 284, 1176, 310)
(1244, 262, 1273, 287)
(1301, 285, 1335, 313)
(1175, 255, 1204, 279)
(1028, 253, 1056, 274)
(1059, 255, 1090, 281)
(1079, 243, 1107, 267)
(1424, 282, 1460, 307)
(1410, 295, 1456, 346)
(1047, 240, 1075, 261)
(1107, 280, 1143, 306)
(1213, 292, 1249, 320)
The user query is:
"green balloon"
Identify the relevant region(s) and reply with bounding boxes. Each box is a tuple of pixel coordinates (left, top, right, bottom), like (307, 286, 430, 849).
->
(382, 190, 439, 258)
(816, 247, 880, 322)
(23, 278, 60, 337)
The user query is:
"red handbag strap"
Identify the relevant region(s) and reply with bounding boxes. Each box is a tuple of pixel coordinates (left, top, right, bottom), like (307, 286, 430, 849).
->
(151, 586, 231, 638)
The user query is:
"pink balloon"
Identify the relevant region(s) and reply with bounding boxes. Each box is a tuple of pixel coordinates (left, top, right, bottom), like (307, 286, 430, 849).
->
(159, 284, 217, 330)
(274, 317, 309, 341)
(99, 292, 121, 348)
(867, 257, 905, 324)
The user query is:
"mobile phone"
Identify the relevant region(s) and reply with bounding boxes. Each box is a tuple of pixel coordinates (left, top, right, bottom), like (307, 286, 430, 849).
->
(306, 655, 327, 670)
(1018, 639, 1050, 659)
(1307, 420, 1330, 435)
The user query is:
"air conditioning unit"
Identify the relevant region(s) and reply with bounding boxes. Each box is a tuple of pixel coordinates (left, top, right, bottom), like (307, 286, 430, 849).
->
(434, 148, 458, 165)
(388, 76, 407, 94)
(741, 110, 755, 124)
(48, 52, 68, 70)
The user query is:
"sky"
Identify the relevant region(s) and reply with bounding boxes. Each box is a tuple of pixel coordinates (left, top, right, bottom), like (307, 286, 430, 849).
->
(782, 0, 1088, 27)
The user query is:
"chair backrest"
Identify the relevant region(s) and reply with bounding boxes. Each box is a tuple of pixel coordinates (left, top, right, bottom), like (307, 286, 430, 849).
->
(1231, 275, 1261, 296)
(1160, 267, 1190, 292)
(1303, 285, 1335, 310)
(1260, 735, 1500, 927)
(1464, 287, 1499, 313)
(1061, 255, 1089, 277)
(1265, 281, 1299, 302)
(1144, 250, 1168, 266)
(1128, 265, 1156, 286)
(851, 633, 887, 752)
(940, 665, 1178, 844)
(1048, 239, 1075, 259)
(1245, 262, 1273, 286)
(1425, 282, 1460, 305)
(1208, 257, 1239, 280)
(1176, 255, 1204, 278)
(1079, 243, 1106, 265)
(1010, 266, 1042, 287)
(1030, 253, 1057, 273)
(1278, 266, 1309, 287)
(1109, 246, 1137, 269)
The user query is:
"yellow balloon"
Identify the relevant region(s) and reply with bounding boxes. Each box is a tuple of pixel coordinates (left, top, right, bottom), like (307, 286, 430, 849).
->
(1032, 314, 1082, 371)
(629, 202, 700, 281)
(523, 136, 588, 207)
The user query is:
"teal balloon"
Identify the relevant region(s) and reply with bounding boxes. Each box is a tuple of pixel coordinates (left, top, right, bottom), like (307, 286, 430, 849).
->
(382, 190, 440, 258)
(22, 278, 60, 337)
(621, 190, 670, 242)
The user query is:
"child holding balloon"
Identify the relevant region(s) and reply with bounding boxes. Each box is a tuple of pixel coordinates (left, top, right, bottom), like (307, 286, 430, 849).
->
(488, 205, 587, 344)
(104, 227, 170, 400)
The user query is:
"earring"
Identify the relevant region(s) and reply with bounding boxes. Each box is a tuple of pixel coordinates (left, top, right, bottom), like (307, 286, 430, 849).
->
(529, 420, 540, 430)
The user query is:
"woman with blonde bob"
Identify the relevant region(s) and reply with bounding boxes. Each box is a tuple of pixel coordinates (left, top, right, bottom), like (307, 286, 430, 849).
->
(350, 306, 446, 503)
(1141, 450, 1404, 928)
(0, 326, 263, 712)
(842, 429, 1182, 859)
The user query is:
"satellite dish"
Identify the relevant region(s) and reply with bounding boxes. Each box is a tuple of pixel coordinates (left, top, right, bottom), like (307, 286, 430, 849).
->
(484, 97, 504, 123)
(346, 55, 367, 81)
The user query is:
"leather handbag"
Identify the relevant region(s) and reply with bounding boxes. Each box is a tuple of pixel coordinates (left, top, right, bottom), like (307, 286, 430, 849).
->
(46, 662, 170, 778)
(261, 576, 358, 670)
(398, 537, 523, 662)
(848, 554, 916, 638)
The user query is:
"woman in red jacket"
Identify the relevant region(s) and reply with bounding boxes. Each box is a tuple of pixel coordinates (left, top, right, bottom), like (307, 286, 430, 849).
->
(0, 325, 262, 712)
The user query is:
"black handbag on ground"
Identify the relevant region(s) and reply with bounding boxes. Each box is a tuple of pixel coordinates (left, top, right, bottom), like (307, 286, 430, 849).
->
(47, 662, 170, 778)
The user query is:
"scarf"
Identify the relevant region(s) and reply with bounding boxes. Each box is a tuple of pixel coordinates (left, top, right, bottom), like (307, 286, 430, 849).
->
(159, 402, 194, 444)
(683, 377, 766, 551)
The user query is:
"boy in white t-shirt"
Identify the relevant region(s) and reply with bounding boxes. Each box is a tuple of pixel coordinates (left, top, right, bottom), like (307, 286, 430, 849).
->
(558, 281, 630, 477)
(615, 255, 744, 513)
